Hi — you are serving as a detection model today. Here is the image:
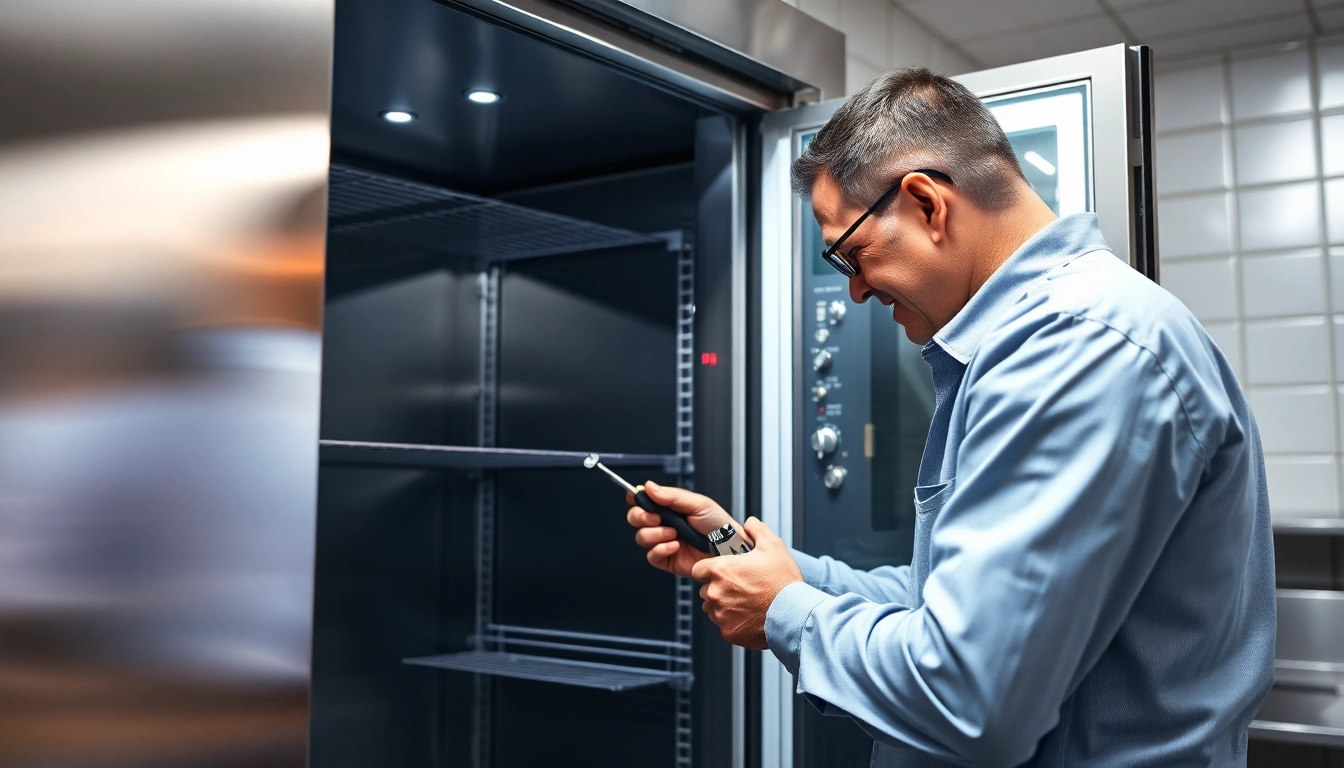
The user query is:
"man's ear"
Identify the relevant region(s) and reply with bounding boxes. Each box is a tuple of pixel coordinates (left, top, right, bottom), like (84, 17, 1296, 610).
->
(901, 173, 949, 245)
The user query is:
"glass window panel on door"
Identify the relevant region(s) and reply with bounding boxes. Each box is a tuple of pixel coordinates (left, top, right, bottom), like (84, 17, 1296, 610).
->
(984, 81, 1093, 216)
(759, 45, 1154, 768)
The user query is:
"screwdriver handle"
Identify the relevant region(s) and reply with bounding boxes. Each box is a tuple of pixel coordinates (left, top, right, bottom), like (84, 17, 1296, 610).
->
(635, 488, 710, 553)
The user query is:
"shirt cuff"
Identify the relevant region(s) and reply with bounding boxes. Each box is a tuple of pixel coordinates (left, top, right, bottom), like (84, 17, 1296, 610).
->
(790, 549, 827, 588)
(765, 581, 831, 677)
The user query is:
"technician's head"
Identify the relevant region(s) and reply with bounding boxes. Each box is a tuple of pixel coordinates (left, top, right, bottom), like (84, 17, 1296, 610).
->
(793, 67, 1049, 344)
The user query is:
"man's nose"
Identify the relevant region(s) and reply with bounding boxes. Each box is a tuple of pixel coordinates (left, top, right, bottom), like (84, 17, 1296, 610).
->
(848, 275, 873, 304)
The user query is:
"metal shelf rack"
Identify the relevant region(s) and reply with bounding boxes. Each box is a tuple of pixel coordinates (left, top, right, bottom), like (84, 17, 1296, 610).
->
(328, 164, 663, 262)
(404, 624, 693, 693)
(319, 439, 681, 472)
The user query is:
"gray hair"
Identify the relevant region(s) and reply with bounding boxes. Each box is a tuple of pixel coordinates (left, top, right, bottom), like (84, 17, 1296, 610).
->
(792, 67, 1025, 210)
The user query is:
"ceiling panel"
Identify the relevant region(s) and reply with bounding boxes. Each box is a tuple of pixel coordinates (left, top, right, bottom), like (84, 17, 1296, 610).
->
(1146, 15, 1315, 61)
(958, 14, 1127, 68)
(1118, 0, 1300, 39)
(896, 0, 1103, 42)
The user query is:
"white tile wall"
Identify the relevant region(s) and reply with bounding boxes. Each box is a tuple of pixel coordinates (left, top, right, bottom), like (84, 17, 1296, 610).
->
(784, 0, 975, 97)
(1158, 193, 1233, 258)
(1156, 129, 1228, 195)
(1230, 49, 1312, 120)
(1318, 42, 1344, 109)
(1158, 42, 1344, 520)
(1241, 250, 1326, 318)
(1155, 62, 1226, 131)
(1326, 178, 1344, 245)
(1161, 257, 1237, 321)
(1249, 388, 1335, 453)
(1233, 118, 1316, 185)
(1263, 456, 1339, 517)
(1244, 317, 1330, 385)
(1237, 182, 1322, 252)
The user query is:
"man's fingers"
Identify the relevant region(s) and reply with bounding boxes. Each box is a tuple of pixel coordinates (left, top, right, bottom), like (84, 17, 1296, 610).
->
(634, 526, 678, 549)
(626, 507, 662, 529)
(647, 540, 681, 569)
(642, 481, 720, 517)
(743, 516, 775, 547)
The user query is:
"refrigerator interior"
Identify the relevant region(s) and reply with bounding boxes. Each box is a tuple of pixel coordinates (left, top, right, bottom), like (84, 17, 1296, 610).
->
(311, 0, 730, 765)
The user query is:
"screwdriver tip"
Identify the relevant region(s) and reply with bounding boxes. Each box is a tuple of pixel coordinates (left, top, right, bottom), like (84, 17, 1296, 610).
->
(583, 453, 600, 469)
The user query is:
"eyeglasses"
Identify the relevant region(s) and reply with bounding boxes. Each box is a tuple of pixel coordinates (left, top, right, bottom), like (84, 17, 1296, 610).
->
(820, 169, 955, 277)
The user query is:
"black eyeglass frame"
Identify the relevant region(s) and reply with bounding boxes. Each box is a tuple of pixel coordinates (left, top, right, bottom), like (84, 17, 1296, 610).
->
(820, 169, 955, 277)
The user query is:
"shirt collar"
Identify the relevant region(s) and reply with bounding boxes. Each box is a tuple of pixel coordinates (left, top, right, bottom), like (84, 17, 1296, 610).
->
(929, 213, 1111, 364)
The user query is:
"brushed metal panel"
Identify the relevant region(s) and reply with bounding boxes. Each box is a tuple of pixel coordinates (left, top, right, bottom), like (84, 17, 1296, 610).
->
(568, 0, 846, 101)
(0, 0, 332, 766)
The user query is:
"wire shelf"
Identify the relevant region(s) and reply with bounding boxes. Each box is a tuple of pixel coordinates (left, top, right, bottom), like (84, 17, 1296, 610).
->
(1251, 685, 1344, 748)
(319, 440, 681, 472)
(327, 164, 662, 261)
(404, 651, 693, 692)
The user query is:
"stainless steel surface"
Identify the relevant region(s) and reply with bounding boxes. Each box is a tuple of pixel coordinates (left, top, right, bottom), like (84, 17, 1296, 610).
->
(330, 164, 661, 261)
(823, 465, 848, 491)
(813, 349, 833, 372)
(1274, 517, 1344, 534)
(320, 439, 676, 471)
(565, 0, 846, 102)
(404, 651, 693, 691)
(827, 300, 847, 325)
(0, 0, 331, 766)
(1251, 686, 1344, 749)
(440, 0, 826, 113)
(811, 426, 840, 459)
(1276, 590, 1344, 667)
(588, 458, 642, 494)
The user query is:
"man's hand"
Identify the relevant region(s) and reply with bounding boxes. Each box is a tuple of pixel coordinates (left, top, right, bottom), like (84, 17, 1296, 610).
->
(627, 481, 735, 578)
(691, 518, 803, 650)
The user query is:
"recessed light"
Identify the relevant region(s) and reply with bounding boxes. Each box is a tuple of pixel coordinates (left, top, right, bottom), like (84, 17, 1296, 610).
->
(1023, 150, 1057, 176)
(380, 110, 417, 123)
(465, 89, 501, 105)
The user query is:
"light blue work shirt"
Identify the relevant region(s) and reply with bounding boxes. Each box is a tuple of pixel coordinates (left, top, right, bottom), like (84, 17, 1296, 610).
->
(766, 213, 1276, 767)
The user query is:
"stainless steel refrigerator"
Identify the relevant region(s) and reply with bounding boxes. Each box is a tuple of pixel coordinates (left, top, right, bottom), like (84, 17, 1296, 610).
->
(0, 2, 1165, 767)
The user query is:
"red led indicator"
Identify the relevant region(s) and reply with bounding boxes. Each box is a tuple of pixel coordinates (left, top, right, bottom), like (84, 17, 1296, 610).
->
(701, 352, 719, 366)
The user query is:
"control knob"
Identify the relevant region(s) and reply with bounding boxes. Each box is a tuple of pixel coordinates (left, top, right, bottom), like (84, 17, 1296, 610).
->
(823, 465, 847, 490)
(812, 383, 828, 401)
(810, 425, 839, 459)
(813, 349, 832, 372)
(828, 300, 847, 326)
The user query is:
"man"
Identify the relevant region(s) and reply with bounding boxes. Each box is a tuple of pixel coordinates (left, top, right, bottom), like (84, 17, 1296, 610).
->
(628, 68, 1275, 766)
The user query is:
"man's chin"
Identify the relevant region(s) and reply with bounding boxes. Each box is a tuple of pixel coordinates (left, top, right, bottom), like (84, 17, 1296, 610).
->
(891, 306, 933, 345)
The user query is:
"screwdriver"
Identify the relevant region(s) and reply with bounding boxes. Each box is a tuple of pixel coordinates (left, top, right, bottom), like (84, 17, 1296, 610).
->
(585, 454, 710, 553)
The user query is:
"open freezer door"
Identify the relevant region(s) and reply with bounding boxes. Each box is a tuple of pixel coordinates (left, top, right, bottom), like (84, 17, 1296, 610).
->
(755, 43, 1157, 768)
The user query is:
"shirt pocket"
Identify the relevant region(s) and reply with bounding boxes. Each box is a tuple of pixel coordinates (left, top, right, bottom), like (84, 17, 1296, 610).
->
(909, 478, 955, 609)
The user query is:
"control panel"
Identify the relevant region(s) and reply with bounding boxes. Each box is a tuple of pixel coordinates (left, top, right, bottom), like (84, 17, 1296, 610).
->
(795, 129, 925, 571)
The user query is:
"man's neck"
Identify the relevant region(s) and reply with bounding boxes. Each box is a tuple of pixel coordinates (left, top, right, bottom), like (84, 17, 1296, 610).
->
(966, 195, 1060, 298)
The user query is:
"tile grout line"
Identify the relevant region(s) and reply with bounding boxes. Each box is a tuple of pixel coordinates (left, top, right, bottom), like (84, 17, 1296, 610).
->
(1221, 52, 1251, 408)
(1306, 38, 1344, 516)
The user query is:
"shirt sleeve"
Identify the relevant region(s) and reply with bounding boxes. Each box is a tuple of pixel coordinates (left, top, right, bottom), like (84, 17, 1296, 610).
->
(792, 549, 911, 605)
(763, 310, 1209, 767)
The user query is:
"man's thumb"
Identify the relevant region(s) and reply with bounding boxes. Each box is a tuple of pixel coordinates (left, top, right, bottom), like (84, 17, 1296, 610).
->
(743, 516, 775, 546)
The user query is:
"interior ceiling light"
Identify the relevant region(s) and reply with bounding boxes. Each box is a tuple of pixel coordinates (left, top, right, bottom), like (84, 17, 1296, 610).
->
(1023, 150, 1057, 176)
(465, 89, 502, 104)
(380, 110, 417, 123)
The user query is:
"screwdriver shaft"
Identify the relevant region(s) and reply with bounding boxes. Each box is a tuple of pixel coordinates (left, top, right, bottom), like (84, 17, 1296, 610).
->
(595, 462, 638, 494)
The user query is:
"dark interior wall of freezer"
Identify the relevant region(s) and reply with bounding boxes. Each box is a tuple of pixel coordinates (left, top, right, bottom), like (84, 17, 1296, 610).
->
(312, 262, 480, 767)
